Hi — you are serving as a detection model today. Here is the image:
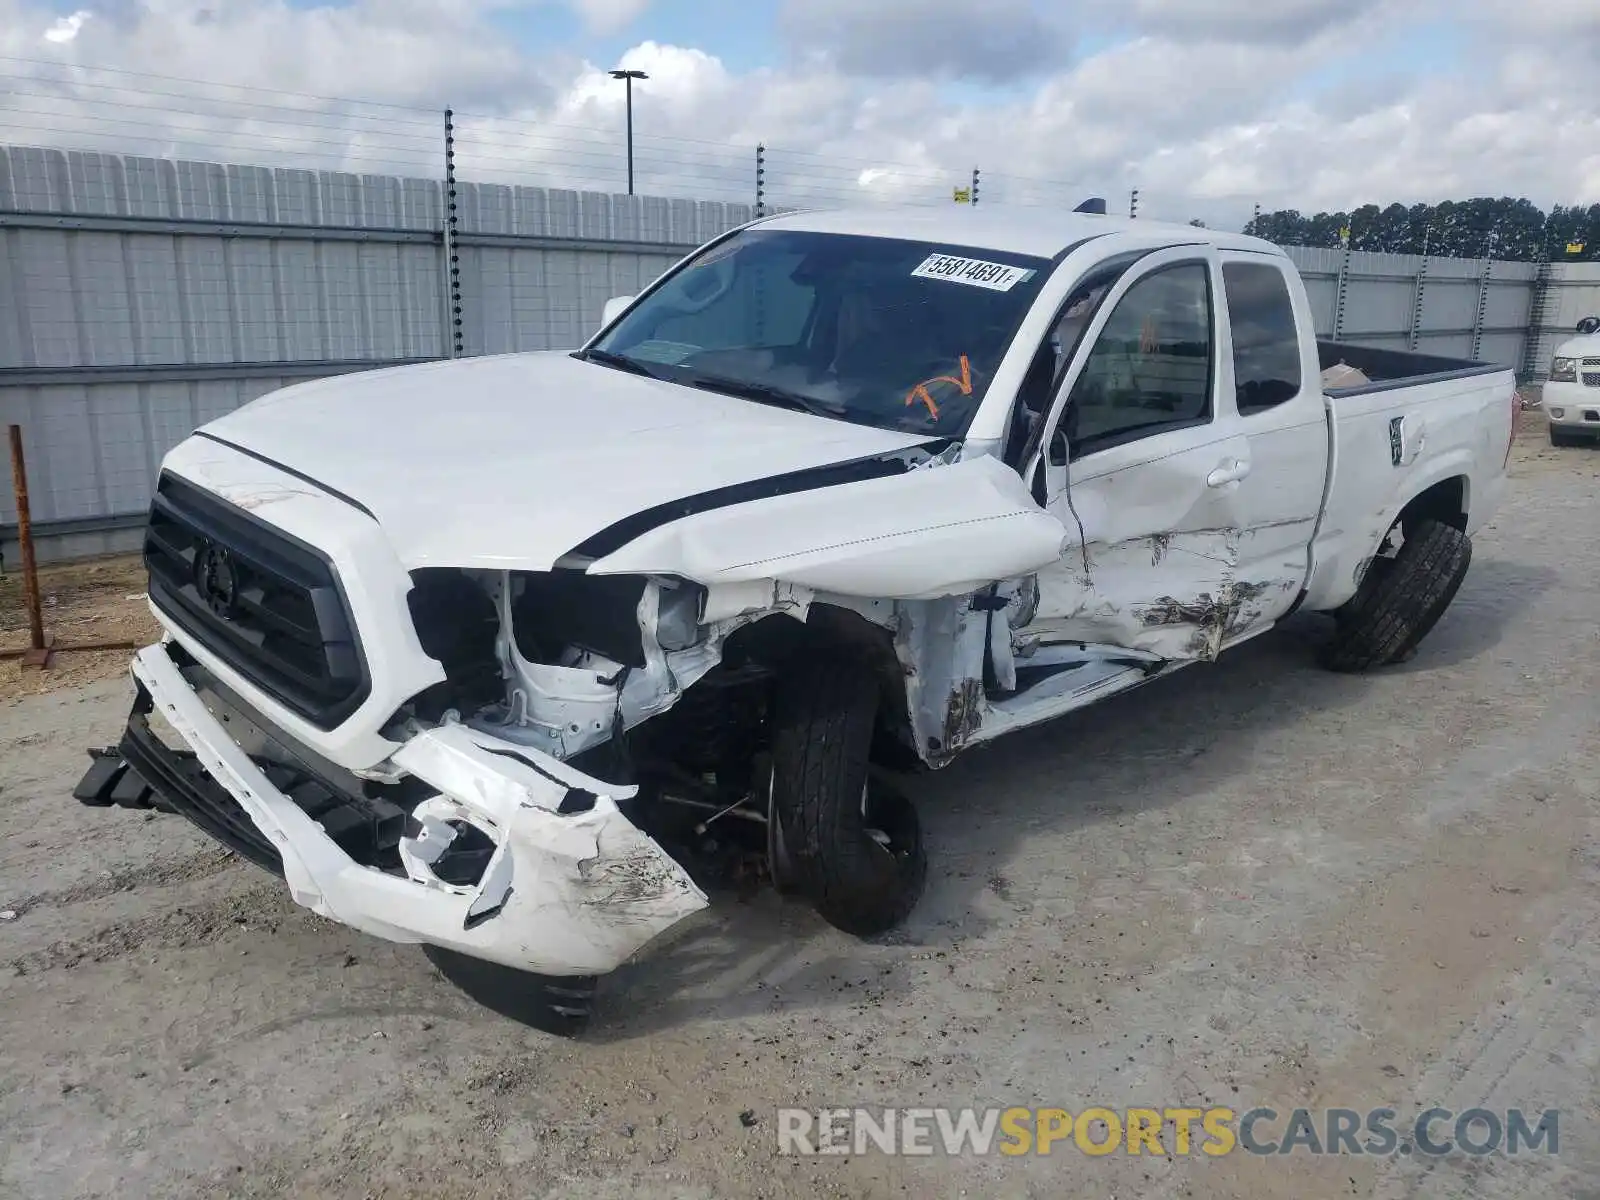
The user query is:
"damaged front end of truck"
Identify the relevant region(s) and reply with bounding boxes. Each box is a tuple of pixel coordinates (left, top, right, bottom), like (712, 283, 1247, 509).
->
(74, 433, 1074, 1007)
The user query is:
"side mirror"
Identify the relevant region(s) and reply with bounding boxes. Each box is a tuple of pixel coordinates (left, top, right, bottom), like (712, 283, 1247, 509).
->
(1577, 316, 1600, 336)
(601, 295, 635, 329)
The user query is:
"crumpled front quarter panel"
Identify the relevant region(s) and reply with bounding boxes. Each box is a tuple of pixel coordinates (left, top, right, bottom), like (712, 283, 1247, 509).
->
(586, 454, 1070, 600)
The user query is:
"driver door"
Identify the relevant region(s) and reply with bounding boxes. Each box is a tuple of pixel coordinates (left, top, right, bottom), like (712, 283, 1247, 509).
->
(1017, 246, 1254, 662)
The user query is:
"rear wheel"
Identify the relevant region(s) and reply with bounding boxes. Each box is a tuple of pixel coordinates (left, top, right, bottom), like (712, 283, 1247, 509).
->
(769, 659, 927, 937)
(1319, 516, 1471, 673)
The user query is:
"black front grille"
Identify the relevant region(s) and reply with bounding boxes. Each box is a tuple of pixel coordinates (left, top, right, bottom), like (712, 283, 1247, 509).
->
(1581, 373, 1600, 388)
(144, 471, 369, 729)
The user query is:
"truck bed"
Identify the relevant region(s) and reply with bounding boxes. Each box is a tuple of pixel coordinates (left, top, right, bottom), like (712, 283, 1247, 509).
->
(1318, 340, 1506, 397)
(1302, 344, 1515, 615)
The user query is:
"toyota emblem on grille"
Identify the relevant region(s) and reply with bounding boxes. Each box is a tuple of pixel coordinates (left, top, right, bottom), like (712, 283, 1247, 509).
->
(194, 541, 240, 619)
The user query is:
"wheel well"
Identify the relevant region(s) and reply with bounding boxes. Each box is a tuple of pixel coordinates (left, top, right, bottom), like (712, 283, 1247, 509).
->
(720, 604, 912, 757)
(1398, 476, 1467, 538)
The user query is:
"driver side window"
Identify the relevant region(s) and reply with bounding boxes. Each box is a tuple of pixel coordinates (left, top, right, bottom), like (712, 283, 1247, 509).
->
(1064, 262, 1213, 457)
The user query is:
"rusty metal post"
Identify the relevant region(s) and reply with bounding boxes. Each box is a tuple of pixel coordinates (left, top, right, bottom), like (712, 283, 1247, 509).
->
(7, 424, 48, 662)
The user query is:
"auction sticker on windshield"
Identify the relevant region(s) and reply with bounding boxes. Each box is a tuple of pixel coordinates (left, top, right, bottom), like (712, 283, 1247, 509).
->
(911, 253, 1036, 291)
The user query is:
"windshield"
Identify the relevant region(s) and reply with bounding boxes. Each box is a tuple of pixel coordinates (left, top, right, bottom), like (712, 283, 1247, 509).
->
(585, 228, 1053, 437)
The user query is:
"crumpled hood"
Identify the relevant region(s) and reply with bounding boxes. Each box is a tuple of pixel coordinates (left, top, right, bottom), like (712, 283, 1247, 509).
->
(199, 351, 933, 571)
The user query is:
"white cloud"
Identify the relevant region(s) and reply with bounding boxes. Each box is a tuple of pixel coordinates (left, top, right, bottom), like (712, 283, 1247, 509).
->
(42, 10, 90, 42)
(0, 0, 1594, 232)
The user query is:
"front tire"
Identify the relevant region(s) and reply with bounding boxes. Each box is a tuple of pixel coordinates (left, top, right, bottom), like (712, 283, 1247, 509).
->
(770, 659, 927, 937)
(1319, 517, 1471, 673)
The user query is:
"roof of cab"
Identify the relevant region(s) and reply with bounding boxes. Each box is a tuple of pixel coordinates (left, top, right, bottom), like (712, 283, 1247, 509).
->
(752, 204, 1283, 261)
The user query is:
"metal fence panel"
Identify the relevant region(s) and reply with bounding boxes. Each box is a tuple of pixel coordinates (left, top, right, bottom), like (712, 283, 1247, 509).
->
(1342, 285, 1415, 342)
(1342, 251, 1424, 349)
(0, 145, 758, 557)
(1422, 278, 1480, 329)
(1477, 333, 1524, 369)
(1545, 263, 1600, 331)
(1283, 247, 1340, 336)
(1, 375, 318, 534)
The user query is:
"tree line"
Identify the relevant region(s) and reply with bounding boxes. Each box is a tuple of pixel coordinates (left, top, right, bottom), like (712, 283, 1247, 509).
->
(1240, 198, 1600, 262)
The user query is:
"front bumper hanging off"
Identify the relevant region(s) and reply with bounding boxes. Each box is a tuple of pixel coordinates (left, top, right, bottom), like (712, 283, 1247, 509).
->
(75, 643, 709, 977)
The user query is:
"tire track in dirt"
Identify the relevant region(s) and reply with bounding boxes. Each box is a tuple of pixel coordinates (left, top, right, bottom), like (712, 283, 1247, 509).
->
(3, 845, 242, 918)
(6, 879, 285, 977)
(1367, 893, 1600, 1198)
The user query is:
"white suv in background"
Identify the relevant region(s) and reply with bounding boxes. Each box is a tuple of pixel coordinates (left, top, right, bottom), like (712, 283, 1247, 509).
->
(1546, 316, 1600, 446)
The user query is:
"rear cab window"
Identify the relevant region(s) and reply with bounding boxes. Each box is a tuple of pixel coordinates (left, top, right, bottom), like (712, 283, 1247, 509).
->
(1221, 260, 1303, 414)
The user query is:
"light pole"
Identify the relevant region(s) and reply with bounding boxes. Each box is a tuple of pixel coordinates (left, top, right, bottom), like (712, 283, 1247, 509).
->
(609, 68, 647, 195)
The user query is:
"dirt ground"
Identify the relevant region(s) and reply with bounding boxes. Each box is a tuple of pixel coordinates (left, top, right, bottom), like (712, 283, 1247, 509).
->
(0, 557, 161, 701)
(2, 408, 1597, 1200)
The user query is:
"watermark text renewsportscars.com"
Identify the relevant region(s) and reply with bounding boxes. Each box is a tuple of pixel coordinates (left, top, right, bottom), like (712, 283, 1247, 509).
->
(776, 1106, 1560, 1158)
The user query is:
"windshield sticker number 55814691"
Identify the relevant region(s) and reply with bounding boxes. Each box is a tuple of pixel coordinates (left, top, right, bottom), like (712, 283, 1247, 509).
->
(911, 253, 1036, 292)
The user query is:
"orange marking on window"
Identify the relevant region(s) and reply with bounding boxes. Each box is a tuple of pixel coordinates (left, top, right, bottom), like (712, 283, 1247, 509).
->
(904, 354, 973, 419)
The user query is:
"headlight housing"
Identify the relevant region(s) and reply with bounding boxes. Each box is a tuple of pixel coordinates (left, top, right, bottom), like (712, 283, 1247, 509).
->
(1551, 357, 1577, 383)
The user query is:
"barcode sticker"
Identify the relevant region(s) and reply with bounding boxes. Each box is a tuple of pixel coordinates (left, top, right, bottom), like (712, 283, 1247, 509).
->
(911, 253, 1035, 291)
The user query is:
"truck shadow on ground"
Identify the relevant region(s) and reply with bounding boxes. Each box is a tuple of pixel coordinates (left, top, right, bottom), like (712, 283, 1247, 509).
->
(1380, 558, 1557, 671)
(442, 554, 1554, 1040)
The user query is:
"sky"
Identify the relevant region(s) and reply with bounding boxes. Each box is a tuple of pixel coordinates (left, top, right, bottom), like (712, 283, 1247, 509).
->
(1, 0, 1597, 230)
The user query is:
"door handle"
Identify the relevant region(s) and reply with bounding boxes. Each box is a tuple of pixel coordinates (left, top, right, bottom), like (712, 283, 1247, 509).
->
(1206, 459, 1251, 488)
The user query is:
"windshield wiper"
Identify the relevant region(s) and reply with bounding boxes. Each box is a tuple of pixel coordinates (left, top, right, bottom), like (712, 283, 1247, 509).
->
(570, 347, 660, 378)
(679, 372, 847, 421)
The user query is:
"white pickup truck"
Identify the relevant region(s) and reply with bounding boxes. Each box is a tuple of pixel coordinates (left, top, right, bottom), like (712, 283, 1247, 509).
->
(75, 207, 1516, 1031)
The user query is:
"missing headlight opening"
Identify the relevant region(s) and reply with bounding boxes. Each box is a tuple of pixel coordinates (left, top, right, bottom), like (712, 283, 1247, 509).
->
(389, 559, 922, 940)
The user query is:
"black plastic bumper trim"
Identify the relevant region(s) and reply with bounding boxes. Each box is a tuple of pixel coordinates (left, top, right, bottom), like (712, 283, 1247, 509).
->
(113, 688, 285, 877)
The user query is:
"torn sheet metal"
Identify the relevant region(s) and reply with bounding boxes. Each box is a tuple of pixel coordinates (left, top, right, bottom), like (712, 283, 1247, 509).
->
(895, 596, 992, 766)
(1029, 528, 1270, 659)
(477, 576, 728, 760)
(1024, 530, 1302, 660)
(135, 638, 705, 977)
(699, 579, 814, 625)
(392, 724, 708, 975)
(1134, 576, 1291, 659)
(386, 720, 641, 808)
(1021, 434, 1283, 661)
